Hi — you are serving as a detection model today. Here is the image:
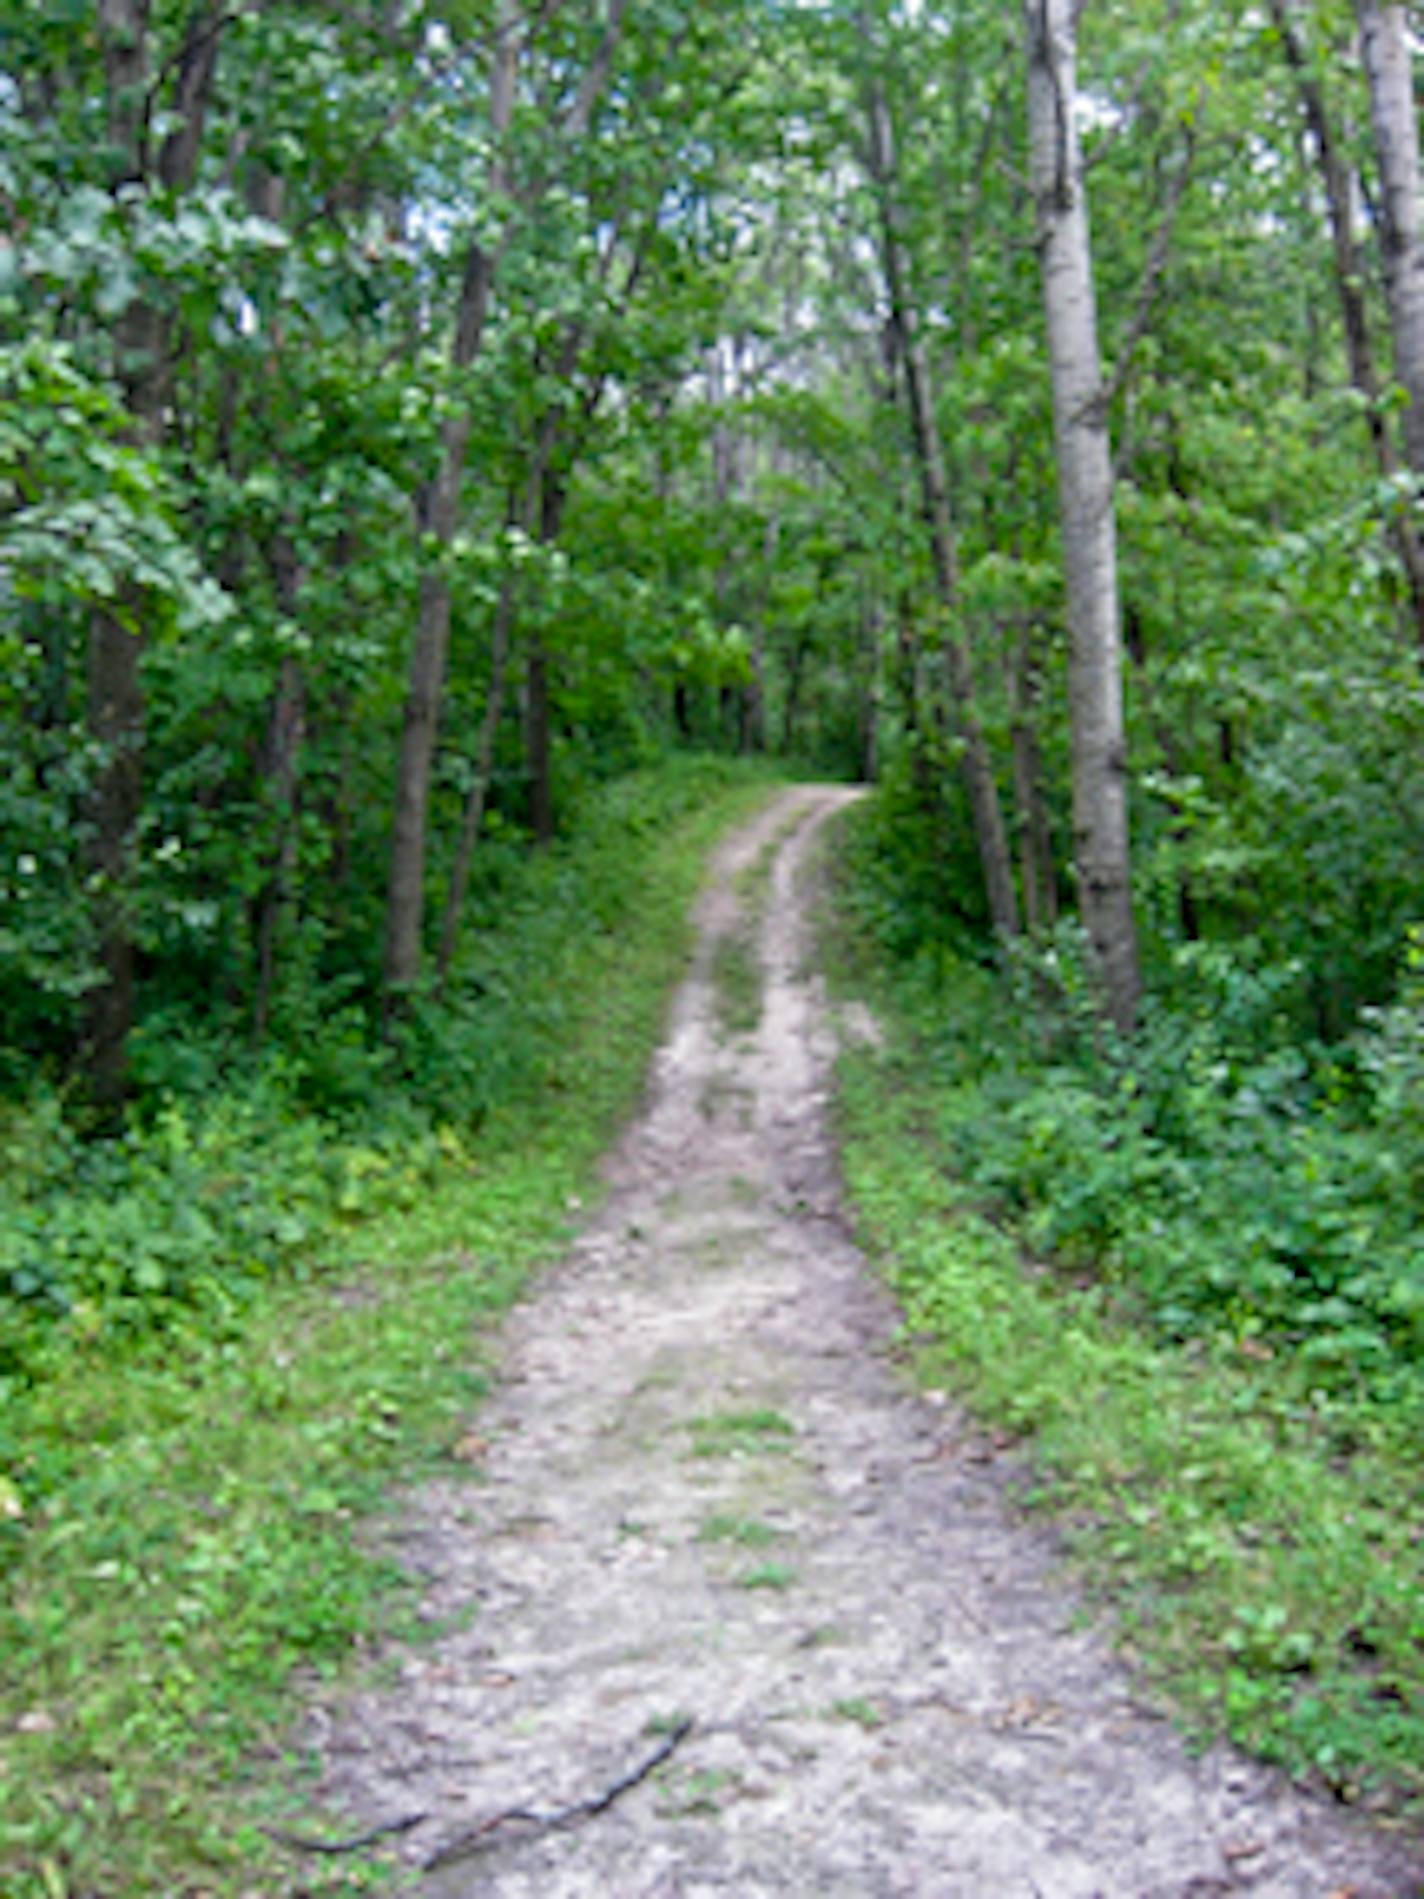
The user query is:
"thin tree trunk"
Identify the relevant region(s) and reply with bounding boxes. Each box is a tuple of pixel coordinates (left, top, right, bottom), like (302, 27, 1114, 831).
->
(1026, 0, 1141, 1033)
(1008, 623, 1056, 932)
(526, 643, 553, 843)
(863, 75, 1021, 939)
(437, 570, 516, 987)
(86, 0, 223, 1106)
(252, 527, 306, 1040)
(1274, 0, 1424, 651)
(384, 7, 519, 1004)
(859, 598, 883, 785)
(253, 652, 306, 1041)
(741, 503, 777, 755)
(1357, 4, 1424, 475)
(1124, 603, 1199, 943)
(526, 468, 567, 845)
(782, 636, 809, 753)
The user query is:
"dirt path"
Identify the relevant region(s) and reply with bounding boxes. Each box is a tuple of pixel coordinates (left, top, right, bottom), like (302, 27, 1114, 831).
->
(308, 786, 1418, 1897)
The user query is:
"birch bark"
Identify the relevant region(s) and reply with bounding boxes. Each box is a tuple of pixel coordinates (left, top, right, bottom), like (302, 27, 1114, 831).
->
(1357, 4, 1424, 475)
(1025, 0, 1140, 1032)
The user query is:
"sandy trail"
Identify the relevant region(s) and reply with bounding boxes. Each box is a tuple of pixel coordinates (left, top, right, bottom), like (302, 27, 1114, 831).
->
(308, 786, 1418, 1897)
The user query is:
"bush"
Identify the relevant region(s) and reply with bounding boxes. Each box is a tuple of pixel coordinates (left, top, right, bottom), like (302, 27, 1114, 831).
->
(834, 794, 1424, 1403)
(0, 753, 773, 1392)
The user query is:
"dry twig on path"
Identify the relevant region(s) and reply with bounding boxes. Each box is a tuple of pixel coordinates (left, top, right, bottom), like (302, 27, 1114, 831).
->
(260, 1811, 426, 1857)
(422, 1717, 696, 1871)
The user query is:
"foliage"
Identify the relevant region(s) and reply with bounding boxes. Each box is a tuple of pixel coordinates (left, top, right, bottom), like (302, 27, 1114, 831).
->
(0, 759, 776, 1899)
(0, 757, 774, 1396)
(827, 794, 1424, 1807)
(834, 796, 1424, 1404)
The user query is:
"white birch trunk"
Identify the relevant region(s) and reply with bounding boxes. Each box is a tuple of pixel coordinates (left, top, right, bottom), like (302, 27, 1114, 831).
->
(1025, 0, 1140, 1032)
(1357, 3, 1424, 475)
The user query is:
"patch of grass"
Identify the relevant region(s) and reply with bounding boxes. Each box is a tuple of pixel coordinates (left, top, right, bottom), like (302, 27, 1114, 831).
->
(698, 1513, 782, 1548)
(644, 1708, 694, 1738)
(657, 1765, 739, 1818)
(824, 857, 1424, 1815)
(687, 1408, 796, 1458)
(831, 1697, 883, 1729)
(0, 761, 783, 1899)
(737, 1561, 797, 1591)
(732, 831, 783, 907)
(710, 927, 763, 1038)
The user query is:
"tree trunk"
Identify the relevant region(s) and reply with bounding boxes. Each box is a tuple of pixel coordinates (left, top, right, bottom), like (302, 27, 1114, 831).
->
(1273, 0, 1424, 652)
(863, 75, 1021, 939)
(858, 598, 883, 785)
(525, 471, 567, 846)
(86, 0, 224, 1106)
(1357, 4, 1424, 475)
(85, 610, 144, 1109)
(1007, 623, 1057, 932)
(383, 7, 519, 1005)
(526, 643, 553, 844)
(252, 650, 306, 1042)
(1025, 0, 1141, 1033)
(436, 569, 516, 986)
(252, 527, 306, 1041)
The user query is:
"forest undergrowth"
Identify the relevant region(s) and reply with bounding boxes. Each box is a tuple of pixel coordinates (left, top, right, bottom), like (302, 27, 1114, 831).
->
(0, 756, 777, 1899)
(826, 789, 1424, 1821)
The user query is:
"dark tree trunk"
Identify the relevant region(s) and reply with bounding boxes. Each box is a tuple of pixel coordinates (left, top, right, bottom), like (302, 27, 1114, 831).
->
(864, 69, 1021, 939)
(84, 610, 145, 1109)
(1272, 0, 1424, 654)
(1007, 624, 1057, 932)
(437, 571, 516, 986)
(252, 529, 307, 1041)
(526, 644, 554, 845)
(85, 0, 224, 1106)
(384, 10, 518, 1006)
(525, 472, 566, 847)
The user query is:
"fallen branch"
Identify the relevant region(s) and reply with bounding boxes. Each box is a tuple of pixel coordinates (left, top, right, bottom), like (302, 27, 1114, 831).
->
(260, 1811, 426, 1857)
(422, 1716, 695, 1871)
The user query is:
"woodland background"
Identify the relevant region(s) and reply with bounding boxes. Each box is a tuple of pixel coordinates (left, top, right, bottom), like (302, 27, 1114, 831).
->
(3, 2, 1424, 1881)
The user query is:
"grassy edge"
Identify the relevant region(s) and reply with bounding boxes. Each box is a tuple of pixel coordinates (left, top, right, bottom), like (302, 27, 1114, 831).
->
(0, 768, 780, 1899)
(819, 831, 1424, 1833)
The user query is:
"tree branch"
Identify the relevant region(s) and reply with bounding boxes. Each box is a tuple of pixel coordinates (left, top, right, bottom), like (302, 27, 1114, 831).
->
(1101, 122, 1198, 433)
(561, 0, 630, 141)
(422, 1718, 694, 1872)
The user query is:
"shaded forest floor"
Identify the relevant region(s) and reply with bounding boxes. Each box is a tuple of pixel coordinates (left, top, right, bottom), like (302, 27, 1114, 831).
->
(291, 787, 1419, 1896)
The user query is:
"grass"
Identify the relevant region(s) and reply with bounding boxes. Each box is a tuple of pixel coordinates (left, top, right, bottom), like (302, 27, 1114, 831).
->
(656, 1765, 740, 1818)
(710, 928, 763, 1037)
(831, 1697, 883, 1729)
(709, 817, 796, 1041)
(697, 1513, 782, 1548)
(0, 762, 781, 1899)
(736, 1561, 797, 1591)
(822, 841, 1424, 1821)
(686, 1408, 796, 1458)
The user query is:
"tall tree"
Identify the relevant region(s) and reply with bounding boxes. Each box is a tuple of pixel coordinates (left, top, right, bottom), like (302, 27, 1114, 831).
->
(382, 1, 522, 1008)
(1356, 3, 1424, 476)
(87, 1, 226, 1105)
(1271, 0, 1424, 652)
(861, 51, 1021, 939)
(1025, 0, 1140, 1032)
